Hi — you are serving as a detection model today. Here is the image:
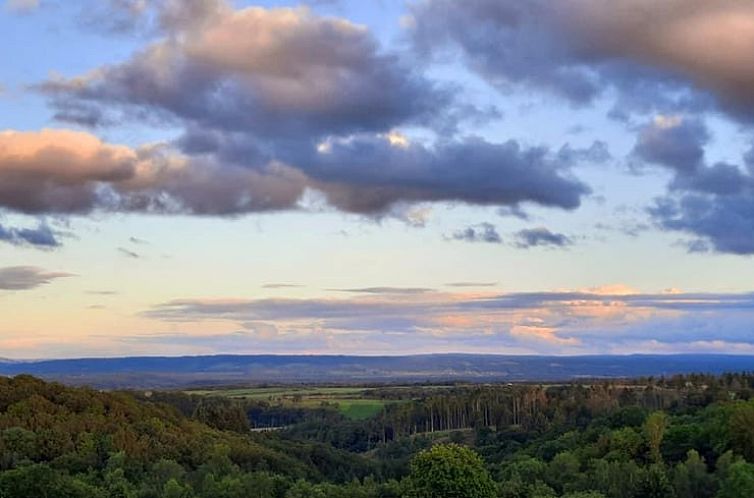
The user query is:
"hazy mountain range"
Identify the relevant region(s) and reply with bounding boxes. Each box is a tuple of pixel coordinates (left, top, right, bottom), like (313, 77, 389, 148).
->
(1, 354, 753, 389)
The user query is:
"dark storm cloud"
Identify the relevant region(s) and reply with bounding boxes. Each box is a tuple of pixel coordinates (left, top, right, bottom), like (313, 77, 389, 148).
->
(0, 266, 72, 290)
(450, 223, 502, 244)
(409, 0, 754, 120)
(514, 228, 572, 249)
(0, 222, 59, 248)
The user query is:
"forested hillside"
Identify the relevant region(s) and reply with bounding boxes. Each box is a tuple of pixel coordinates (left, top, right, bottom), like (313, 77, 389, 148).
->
(2, 374, 754, 497)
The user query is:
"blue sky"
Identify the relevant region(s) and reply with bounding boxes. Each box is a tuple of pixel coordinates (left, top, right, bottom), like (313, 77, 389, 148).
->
(2, 0, 754, 359)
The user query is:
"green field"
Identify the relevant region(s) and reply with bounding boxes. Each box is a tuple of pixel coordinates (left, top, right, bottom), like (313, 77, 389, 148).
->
(185, 386, 391, 420)
(326, 399, 385, 420)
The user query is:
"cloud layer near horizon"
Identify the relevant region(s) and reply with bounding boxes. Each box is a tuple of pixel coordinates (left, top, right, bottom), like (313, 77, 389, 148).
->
(138, 287, 754, 354)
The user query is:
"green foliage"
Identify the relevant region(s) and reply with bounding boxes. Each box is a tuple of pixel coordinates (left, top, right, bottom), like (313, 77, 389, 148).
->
(546, 451, 581, 493)
(644, 411, 669, 464)
(0, 375, 376, 497)
(636, 464, 674, 498)
(406, 444, 496, 498)
(193, 397, 250, 433)
(602, 427, 643, 461)
(728, 401, 754, 461)
(672, 450, 716, 498)
(716, 461, 754, 498)
(0, 464, 105, 498)
(3, 373, 754, 498)
(563, 493, 606, 498)
(583, 459, 643, 498)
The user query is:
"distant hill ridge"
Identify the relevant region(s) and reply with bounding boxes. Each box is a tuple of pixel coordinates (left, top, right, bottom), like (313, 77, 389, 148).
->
(1, 353, 753, 389)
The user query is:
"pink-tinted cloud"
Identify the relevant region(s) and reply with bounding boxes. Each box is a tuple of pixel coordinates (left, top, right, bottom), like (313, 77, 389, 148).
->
(0, 129, 307, 215)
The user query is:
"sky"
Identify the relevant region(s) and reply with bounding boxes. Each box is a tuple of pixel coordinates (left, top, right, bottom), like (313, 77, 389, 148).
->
(2, 0, 754, 359)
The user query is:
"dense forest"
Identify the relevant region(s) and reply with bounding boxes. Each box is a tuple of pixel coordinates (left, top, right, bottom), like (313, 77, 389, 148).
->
(2, 373, 754, 497)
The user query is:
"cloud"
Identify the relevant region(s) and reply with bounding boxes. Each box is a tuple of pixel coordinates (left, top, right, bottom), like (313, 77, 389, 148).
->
(558, 141, 612, 165)
(410, 0, 754, 120)
(0, 127, 592, 218)
(41, 4, 452, 137)
(118, 247, 140, 258)
(634, 116, 754, 254)
(263, 283, 304, 289)
(147, 296, 407, 323)
(632, 116, 709, 173)
(329, 287, 433, 295)
(0, 129, 136, 214)
(309, 135, 590, 213)
(445, 282, 497, 288)
(118, 326, 320, 353)
(651, 194, 754, 255)
(77, 0, 150, 35)
(0, 129, 308, 215)
(143, 288, 754, 353)
(745, 144, 754, 171)
(515, 228, 572, 249)
(450, 223, 502, 244)
(28, 2, 593, 218)
(0, 221, 59, 248)
(0, 266, 72, 290)
(5, 0, 38, 13)
(497, 206, 529, 220)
